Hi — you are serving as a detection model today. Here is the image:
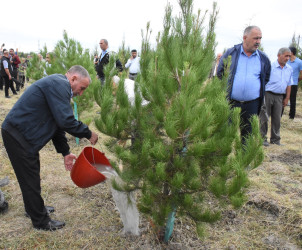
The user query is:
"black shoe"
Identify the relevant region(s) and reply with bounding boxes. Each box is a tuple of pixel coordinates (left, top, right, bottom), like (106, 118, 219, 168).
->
(263, 141, 269, 147)
(13, 92, 18, 95)
(271, 141, 284, 146)
(34, 220, 65, 231)
(5, 96, 11, 98)
(0, 201, 8, 214)
(25, 205, 55, 218)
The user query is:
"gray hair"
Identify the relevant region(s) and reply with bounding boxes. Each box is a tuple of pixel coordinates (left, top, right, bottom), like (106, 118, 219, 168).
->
(244, 26, 261, 35)
(277, 47, 291, 56)
(101, 39, 108, 46)
(67, 65, 91, 83)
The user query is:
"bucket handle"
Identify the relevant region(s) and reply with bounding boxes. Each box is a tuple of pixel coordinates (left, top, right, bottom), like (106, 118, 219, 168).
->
(91, 142, 105, 165)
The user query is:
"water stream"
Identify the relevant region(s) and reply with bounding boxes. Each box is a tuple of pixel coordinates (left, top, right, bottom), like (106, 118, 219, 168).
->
(92, 163, 140, 235)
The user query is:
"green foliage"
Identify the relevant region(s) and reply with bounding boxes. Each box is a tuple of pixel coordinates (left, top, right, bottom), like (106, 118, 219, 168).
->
(26, 53, 45, 80)
(26, 31, 97, 116)
(290, 33, 302, 59)
(46, 31, 98, 115)
(289, 33, 302, 88)
(117, 39, 131, 66)
(94, 0, 264, 240)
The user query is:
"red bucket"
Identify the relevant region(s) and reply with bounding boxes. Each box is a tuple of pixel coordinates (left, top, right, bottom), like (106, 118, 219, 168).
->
(70, 146, 112, 188)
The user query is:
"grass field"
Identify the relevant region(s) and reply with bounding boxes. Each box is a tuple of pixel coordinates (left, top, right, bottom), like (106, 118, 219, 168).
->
(0, 82, 301, 249)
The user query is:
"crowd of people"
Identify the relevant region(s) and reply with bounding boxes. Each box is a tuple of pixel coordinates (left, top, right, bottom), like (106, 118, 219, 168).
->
(0, 28, 301, 232)
(0, 47, 54, 99)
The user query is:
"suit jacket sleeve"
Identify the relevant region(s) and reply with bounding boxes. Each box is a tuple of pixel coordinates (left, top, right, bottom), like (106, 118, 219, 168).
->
(52, 128, 70, 156)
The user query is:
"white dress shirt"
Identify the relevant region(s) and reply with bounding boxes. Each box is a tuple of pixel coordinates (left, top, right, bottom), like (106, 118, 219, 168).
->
(125, 57, 140, 74)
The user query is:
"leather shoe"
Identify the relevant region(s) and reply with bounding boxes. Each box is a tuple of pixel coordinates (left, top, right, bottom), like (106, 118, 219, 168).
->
(34, 219, 65, 231)
(271, 141, 284, 146)
(25, 205, 55, 218)
(0, 201, 8, 214)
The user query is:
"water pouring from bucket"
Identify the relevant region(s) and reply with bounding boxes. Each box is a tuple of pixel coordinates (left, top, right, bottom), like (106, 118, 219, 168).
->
(71, 146, 140, 235)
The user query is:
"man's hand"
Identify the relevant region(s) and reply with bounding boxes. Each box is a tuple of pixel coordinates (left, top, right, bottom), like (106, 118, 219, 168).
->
(64, 153, 77, 171)
(283, 98, 289, 107)
(89, 132, 98, 145)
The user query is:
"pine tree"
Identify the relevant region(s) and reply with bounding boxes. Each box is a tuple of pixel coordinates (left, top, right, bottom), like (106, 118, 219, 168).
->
(290, 33, 302, 59)
(95, 0, 264, 240)
(117, 39, 131, 66)
(26, 53, 45, 80)
(45, 30, 98, 115)
(26, 31, 97, 116)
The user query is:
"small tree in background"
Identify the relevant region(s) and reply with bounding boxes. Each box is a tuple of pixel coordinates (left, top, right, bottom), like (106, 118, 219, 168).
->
(40, 44, 48, 59)
(290, 33, 301, 58)
(117, 39, 131, 66)
(26, 53, 45, 80)
(45, 30, 97, 116)
(95, 0, 264, 241)
(290, 33, 302, 88)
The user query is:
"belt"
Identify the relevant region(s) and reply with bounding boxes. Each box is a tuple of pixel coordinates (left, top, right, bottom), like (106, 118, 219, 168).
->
(230, 98, 259, 105)
(266, 91, 284, 96)
(129, 73, 137, 75)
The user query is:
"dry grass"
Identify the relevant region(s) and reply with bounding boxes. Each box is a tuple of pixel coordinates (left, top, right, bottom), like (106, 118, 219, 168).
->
(0, 83, 301, 249)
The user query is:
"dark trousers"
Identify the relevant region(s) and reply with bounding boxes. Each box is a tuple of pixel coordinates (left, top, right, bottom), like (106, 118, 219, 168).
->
(289, 85, 298, 119)
(1, 129, 50, 227)
(12, 68, 20, 91)
(2, 76, 16, 97)
(129, 73, 137, 81)
(230, 98, 260, 144)
(0, 76, 3, 90)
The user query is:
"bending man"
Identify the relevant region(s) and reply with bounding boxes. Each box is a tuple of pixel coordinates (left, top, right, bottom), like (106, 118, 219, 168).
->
(1, 65, 98, 231)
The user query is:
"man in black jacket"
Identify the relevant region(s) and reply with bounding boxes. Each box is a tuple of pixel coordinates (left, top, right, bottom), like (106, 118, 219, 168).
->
(1, 65, 98, 231)
(96, 39, 123, 85)
(0, 49, 17, 98)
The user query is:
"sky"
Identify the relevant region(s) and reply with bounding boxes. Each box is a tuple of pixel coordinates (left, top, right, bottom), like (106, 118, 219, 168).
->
(1, 0, 301, 62)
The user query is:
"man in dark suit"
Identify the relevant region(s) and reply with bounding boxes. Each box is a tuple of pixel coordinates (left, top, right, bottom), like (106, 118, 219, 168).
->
(2, 65, 98, 231)
(96, 39, 123, 85)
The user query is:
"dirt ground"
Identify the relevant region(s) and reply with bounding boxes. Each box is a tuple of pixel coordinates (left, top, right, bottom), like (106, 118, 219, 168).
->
(0, 84, 301, 249)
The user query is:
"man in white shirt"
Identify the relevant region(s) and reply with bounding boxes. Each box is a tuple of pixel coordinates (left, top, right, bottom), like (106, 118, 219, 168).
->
(125, 49, 140, 80)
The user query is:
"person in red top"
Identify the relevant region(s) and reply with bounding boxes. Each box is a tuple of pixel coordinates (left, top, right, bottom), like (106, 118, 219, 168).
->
(9, 48, 21, 91)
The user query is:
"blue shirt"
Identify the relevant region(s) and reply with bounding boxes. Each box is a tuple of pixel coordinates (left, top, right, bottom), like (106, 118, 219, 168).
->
(265, 60, 293, 94)
(287, 57, 302, 85)
(231, 46, 261, 101)
(100, 49, 108, 60)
